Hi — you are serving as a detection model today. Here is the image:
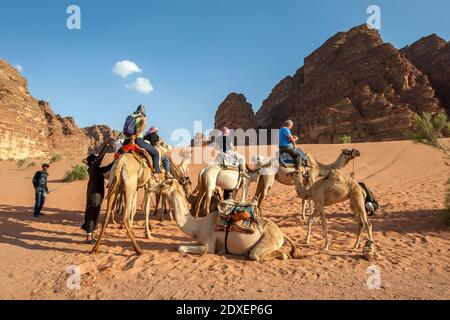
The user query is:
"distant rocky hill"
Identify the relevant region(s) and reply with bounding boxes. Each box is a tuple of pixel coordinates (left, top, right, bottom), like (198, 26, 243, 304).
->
(215, 24, 446, 144)
(0, 60, 115, 160)
(401, 34, 450, 115)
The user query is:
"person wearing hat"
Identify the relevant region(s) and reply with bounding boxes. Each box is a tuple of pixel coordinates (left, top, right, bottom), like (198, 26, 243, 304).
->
(124, 105, 161, 174)
(81, 140, 114, 244)
(143, 126, 173, 179)
(32, 163, 50, 217)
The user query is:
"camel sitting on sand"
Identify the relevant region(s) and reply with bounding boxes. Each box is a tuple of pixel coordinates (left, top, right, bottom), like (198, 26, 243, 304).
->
(154, 179, 301, 262)
(91, 152, 158, 255)
(288, 168, 374, 251)
(193, 156, 265, 217)
(255, 149, 360, 219)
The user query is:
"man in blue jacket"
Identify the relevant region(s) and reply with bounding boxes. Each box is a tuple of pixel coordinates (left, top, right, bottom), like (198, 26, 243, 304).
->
(32, 163, 50, 217)
(279, 120, 309, 169)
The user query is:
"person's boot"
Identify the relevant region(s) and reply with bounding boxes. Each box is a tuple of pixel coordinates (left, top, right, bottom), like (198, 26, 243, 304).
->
(165, 172, 174, 180)
(86, 233, 96, 244)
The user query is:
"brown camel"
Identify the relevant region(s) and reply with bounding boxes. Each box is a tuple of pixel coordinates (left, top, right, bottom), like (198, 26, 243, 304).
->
(91, 153, 157, 255)
(153, 179, 301, 262)
(254, 149, 360, 219)
(288, 168, 373, 251)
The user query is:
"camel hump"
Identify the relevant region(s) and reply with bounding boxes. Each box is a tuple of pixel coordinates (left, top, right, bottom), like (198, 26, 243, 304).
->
(326, 169, 347, 183)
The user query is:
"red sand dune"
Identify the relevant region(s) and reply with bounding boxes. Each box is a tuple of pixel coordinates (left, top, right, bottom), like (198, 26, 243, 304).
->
(0, 140, 449, 300)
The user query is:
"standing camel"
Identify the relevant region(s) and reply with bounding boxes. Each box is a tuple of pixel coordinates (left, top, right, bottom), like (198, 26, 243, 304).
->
(154, 179, 301, 262)
(254, 149, 360, 219)
(288, 169, 373, 251)
(193, 156, 264, 217)
(91, 153, 156, 255)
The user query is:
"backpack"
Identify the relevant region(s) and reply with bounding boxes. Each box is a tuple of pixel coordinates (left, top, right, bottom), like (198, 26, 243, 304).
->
(123, 114, 141, 137)
(358, 182, 379, 216)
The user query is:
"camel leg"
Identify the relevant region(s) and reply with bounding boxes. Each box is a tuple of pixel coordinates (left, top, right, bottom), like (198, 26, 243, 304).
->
(319, 208, 330, 251)
(178, 244, 209, 255)
(144, 191, 154, 240)
(91, 210, 111, 254)
(301, 199, 307, 220)
(249, 232, 284, 262)
(167, 198, 174, 222)
(305, 206, 321, 244)
(241, 179, 249, 203)
(122, 218, 143, 255)
(129, 191, 138, 232)
(352, 192, 373, 249)
(154, 193, 161, 216)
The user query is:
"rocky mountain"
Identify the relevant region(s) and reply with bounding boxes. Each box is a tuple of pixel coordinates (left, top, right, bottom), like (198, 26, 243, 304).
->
(214, 93, 256, 131)
(215, 25, 445, 144)
(84, 125, 120, 154)
(401, 34, 450, 115)
(0, 59, 115, 160)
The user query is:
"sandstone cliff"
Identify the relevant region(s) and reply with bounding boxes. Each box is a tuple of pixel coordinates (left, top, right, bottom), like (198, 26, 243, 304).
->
(0, 60, 113, 160)
(401, 34, 450, 115)
(255, 25, 442, 143)
(214, 93, 256, 131)
(215, 25, 445, 144)
(84, 125, 119, 154)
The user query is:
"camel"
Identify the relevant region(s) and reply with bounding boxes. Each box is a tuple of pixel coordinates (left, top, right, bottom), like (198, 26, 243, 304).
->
(154, 179, 301, 262)
(193, 156, 265, 217)
(288, 168, 373, 251)
(91, 152, 158, 255)
(254, 149, 360, 219)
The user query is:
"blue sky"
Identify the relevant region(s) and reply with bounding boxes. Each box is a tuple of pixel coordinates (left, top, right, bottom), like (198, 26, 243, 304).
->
(1, 0, 449, 143)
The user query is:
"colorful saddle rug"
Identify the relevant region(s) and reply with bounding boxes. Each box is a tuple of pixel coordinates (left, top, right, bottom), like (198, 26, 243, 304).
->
(215, 199, 260, 234)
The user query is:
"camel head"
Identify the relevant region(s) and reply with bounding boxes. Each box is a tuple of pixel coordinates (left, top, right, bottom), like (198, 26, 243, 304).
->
(251, 155, 265, 167)
(342, 148, 361, 160)
(286, 168, 310, 185)
(156, 179, 185, 199)
(179, 176, 193, 199)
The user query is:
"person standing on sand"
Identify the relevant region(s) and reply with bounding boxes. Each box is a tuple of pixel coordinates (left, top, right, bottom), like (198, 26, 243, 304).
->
(32, 163, 50, 217)
(81, 141, 114, 244)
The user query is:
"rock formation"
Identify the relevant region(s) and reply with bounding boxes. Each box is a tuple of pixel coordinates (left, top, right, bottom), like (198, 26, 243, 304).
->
(84, 125, 119, 154)
(0, 59, 115, 160)
(401, 34, 450, 115)
(215, 25, 445, 144)
(214, 93, 256, 131)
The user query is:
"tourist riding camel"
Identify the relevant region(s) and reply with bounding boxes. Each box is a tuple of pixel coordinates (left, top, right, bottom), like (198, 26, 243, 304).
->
(122, 105, 161, 174)
(154, 178, 301, 262)
(254, 148, 361, 219)
(279, 120, 309, 170)
(81, 140, 114, 244)
(143, 126, 173, 179)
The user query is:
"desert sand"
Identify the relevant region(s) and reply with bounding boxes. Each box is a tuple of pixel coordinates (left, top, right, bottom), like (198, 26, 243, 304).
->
(0, 140, 449, 300)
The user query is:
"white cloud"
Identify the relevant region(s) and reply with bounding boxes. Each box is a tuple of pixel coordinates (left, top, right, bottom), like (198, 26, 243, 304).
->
(126, 77, 154, 94)
(113, 60, 142, 78)
(15, 64, 24, 73)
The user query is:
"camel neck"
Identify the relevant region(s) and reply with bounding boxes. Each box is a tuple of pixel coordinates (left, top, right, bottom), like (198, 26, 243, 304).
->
(169, 190, 198, 238)
(317, 154, 349, 176)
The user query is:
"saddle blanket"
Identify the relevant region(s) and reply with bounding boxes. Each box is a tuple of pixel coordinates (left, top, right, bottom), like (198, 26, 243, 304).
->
(278, 151, 296, 167)
(216, 153, 240, 169)
(215, 200, 260, 234)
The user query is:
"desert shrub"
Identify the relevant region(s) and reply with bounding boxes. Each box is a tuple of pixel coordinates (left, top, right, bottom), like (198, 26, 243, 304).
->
(63, 164, 89, 182)
(406, 112, 450, 152)
(50, 154, 63, 164)
(16, 159, 27, 168)
(26, 162, 37, 169)
(339, 135, 352, 144)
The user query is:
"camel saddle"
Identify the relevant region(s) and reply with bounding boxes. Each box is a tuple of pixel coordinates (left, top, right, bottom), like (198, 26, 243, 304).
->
(216, 152, 240, 171)
(215, 199, 261, 235)
(114, 143, 153, 169)
(278, 151, 296, 168)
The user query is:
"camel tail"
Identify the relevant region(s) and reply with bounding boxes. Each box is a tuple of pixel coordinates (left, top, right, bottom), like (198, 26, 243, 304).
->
(284, 233, 302, 260)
